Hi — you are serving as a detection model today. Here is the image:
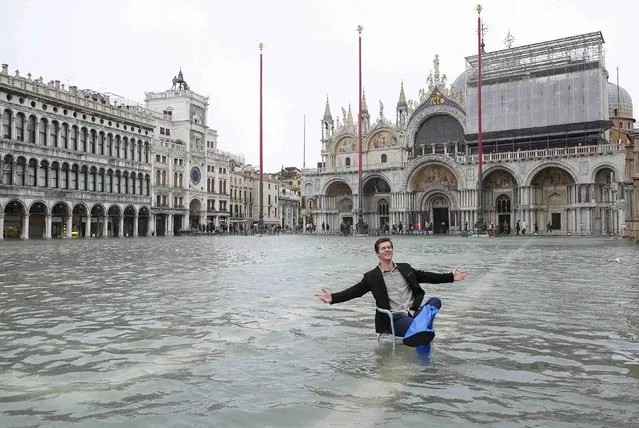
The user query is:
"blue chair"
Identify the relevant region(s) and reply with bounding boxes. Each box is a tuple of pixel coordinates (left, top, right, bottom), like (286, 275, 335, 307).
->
(375, 307, 404, 348)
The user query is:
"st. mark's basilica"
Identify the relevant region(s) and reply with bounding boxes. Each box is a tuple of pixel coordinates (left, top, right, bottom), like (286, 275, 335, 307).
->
(302, 31, 636, 236)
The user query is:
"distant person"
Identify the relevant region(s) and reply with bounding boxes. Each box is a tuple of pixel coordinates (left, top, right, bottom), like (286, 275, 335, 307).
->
(521, 220, 527, 235)
(547, 222, 552, 233)
(534, 223, 539, 235)
(516, 220, 521, 236)
(315, 237, 467, 346)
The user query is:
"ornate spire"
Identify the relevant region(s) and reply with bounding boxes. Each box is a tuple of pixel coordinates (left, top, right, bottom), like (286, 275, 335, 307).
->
(323, 96, 333, 121)
(361, 90, 368, 113)
(346, 104, 354, 126)
(397, 81, 407, 107)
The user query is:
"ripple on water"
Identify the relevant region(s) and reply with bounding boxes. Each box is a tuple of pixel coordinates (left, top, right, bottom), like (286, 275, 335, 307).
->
(0, 235, 638, 427)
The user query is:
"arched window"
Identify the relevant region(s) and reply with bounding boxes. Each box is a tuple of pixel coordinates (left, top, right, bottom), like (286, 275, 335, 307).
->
(107, 134, 113, 157)
(123, 138, 128, 160)
(345, 157, 351, 167)
(39, 118, 47, 145)
(114, 171, 121, 193)
(174, 172, 178, 187)
(70, 164, 78, 189)
(98, 132, 105, 155)
(106, 170, 113, 193)
(137, 140, 142, 161)
(15, 157, 26, 186)
(50, 121, 59, 147)
(496, 194, 511, 213)
(15, 113, 25, 141)
(50, 162, 59, 188)
(378, 199, 389, 215)
(114, 136, 120, 158)
(155, 170, 161, 185)
(89, 167, 96, 191)
(130, 140, 135, 160)
(161, 171, 166, 186)
(27, 116, 36, 143)
(60, 163, 69, 189)
(2, 156, 12, 185)
(60, 123, 68, 149)
(70, 126, 78, 150)
(79, 166, 88, 190)
(2, 109, 11, 139)
(90, 130, 96, 154)
(80, 128, 87, 152)
(381, 154, 387, 163)
(27, 159, 37, 186)
(97, 168, 104, 192)
(39, 160, 48, 187)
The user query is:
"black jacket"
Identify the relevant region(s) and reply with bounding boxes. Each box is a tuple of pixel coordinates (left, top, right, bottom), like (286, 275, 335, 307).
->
(330, 263, 454, 333)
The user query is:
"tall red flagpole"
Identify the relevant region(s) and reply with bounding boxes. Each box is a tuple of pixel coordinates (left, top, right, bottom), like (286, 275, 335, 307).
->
(477, 5, 483, 178)
(258, 42, 264, 232)
(357, 25, 364, 234)
(476, 5, 485, 231)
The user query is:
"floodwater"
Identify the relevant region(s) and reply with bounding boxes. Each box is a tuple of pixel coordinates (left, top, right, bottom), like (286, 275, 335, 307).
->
(0, 235, 638, 427)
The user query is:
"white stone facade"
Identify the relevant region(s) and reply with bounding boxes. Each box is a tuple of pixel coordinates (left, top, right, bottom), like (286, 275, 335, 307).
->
(302, 35, 628, 236)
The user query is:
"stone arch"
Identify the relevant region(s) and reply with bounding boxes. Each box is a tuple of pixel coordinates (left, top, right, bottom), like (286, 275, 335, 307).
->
(91, 203, 106, 217)
(324, 179, 353, 195)
(3, 200, 26, 238)
(408, 162, 459, 192)
(366, 129, 398, 151)
(331, 135, 358, 154)
(362, 175, 391, 194)
(591, 163, 621, 184)
(483, 166, 519, 188)
(123, 205, 136, 237)
(406, 105, 467, 149)
(4, 199, 26, 214)
(525, 162, 577, 187)
(28, 201, 48, 215)
(108, 205, 122, 237)
(530, 166, 576, 187)
(138, 206, 150, 236)
(401, 154, 467, 190)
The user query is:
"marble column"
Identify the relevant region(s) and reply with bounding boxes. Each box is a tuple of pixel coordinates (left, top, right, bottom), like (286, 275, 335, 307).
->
(66, 215, 73, 238)
(45, 214, 52, 239)
(167, 214, 173, 236)
(22, 214, 30, 240)
(119, 216, 125, 237)
(0, 214, 4, 240)
(103, 216, 109, 237)
(85, 214, 91, 238)
(133, 215, 139, 237)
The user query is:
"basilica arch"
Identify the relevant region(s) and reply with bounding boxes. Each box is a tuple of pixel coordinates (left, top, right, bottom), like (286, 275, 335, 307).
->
(362, 175, 391, 230)
(529, 166, 576, 233)
(407, 162, 460, 233)
(483, 167, 519, 232)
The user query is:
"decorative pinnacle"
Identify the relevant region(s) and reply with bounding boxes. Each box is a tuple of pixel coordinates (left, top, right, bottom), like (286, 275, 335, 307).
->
(259, 42, 264, 52)
(357, 25, 363, 34)
(476, 4, 482, 14)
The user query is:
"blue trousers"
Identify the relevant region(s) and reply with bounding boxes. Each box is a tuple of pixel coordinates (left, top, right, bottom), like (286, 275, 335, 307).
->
(391, 297, 441, 337)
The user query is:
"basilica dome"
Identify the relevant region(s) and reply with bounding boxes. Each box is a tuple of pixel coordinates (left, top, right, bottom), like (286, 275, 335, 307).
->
(608, 82, 633, 119)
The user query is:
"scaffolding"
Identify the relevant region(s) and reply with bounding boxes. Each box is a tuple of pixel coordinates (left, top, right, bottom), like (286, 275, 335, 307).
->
(464, 31, 608, 136)
(465, 31, 606, 85)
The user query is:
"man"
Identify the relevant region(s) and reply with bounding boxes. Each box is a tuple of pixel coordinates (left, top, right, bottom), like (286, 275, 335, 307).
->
(315, 237, 467, 346)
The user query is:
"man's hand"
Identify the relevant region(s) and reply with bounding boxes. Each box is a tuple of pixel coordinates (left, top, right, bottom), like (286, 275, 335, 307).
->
(452, 267, 467, 281)
(315, 288, 332, 303)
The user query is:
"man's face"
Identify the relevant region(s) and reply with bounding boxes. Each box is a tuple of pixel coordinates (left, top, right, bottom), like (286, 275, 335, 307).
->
(377, 242, 393, 262)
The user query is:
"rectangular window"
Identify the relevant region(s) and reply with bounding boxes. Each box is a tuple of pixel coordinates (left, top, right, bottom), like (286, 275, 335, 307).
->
(160, 127, 165, 135)
(166, 129, 171, 136)
(156, 154, 161, 162)
(105, 175, 111, 193)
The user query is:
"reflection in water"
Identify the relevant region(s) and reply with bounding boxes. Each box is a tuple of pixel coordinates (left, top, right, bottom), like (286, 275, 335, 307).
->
(0, 236, 638, 427)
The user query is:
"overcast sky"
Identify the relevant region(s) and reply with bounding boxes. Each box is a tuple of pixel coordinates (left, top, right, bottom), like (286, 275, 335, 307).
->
(2, 0, 636, 172)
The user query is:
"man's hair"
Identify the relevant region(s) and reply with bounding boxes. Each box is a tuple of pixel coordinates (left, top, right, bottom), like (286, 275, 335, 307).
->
(374, 237, 393, 253)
